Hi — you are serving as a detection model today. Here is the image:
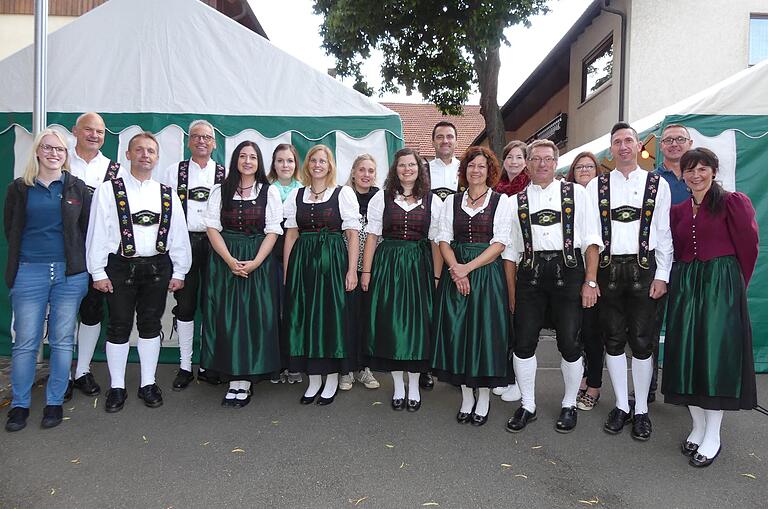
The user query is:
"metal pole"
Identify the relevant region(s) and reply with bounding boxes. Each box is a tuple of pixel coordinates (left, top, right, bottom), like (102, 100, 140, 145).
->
(32, 0, 48, 136)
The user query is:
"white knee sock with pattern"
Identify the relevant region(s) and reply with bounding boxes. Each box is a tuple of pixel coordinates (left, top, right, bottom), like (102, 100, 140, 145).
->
(391, 371, 405, 400)
(687, 405, 706, 445)
(407, 372, 420, 402)
(698, 410, 724, 458)
(460, 385, 475, 414)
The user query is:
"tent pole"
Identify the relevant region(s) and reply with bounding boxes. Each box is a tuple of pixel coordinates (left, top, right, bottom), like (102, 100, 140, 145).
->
(33, 0, 48, 136)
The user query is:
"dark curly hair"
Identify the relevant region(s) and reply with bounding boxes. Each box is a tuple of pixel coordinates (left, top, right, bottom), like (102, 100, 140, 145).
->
(383, 147, 430, 199)
(458, 146, 501, 189)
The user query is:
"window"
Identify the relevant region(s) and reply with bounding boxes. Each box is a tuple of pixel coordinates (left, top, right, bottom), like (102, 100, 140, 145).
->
(582, 35, 613, 102)
(750, 15, 768, 66)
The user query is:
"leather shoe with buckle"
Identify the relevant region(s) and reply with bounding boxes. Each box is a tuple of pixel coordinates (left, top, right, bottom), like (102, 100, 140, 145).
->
(392, 398, 406, 411)
(470, 411, 488, 426)
(406, 399, 421, 412)
(233, 389, 251, 408)
(73, 373, 101, 396)
(5, 407, 29, 432)
(603, 407, 632, 434)
(137, 384, 163, 408)
(105, 388, 127, 413)
(419, 373, 434, 390)
(689, 446, 721, 467)
(681, 440, 699, 457)
(456, 410, 472, 424)
(316, 390, 337, 406)
(172, 369, 195, 391)
(222, 389, 239, 407)
(41, 405, 63, 429)
(197, 369, 222, 385)
(555, 406, 578, 433)
(505, 406, 537, 433)
(631, 412, 652, 441)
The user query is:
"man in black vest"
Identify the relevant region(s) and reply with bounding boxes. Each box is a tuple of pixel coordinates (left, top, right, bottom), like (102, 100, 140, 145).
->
(504, 139, 601, 434)
(87, 132, 191, 413)
(586, 122, 673, 441)
(158, 120, 227, 390)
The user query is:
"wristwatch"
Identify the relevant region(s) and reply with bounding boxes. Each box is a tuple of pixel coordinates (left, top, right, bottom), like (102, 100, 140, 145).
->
(583, 280, 597, 288)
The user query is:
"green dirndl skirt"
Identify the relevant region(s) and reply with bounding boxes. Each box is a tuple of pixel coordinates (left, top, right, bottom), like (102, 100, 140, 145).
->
(282, 230, 357, 375)
(200, 230, 281, 381)
(431, 242, 509, 388)
(364, 239, 434, 372)
(661, 256, 757, 410)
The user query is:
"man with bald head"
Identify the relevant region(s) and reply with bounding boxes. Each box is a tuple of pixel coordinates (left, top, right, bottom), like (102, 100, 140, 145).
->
(67, 112, 123, 399)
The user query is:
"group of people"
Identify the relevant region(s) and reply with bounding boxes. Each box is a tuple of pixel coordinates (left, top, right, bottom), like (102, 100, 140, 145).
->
(4, 115, 758, 469)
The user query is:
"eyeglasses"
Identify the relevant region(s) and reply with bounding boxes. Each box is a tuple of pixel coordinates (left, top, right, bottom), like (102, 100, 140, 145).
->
(574, 164, 596, 172)
(660, 136, 690, 145)
(397, 162, 419, 169)
(528, 156, 555, 164)
(39, 144, 67, 154)
(190, 134, 214, 142)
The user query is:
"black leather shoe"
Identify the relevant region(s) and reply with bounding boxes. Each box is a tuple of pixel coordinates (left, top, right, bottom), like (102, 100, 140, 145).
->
(63, 380, 74, 402)
(392, 398, 406, 411)
(105, 388, 127, 413)
(470, 411, 489, 426)
(406, 399, 421, 412)
(681, 440, 699, 456)
(317, 389, 337, 406)
(5, 407, 29, 432)
(603, 407, 632, 434)
(197, 369, 222, 385)
(456, 411, 472, 424)
(419, 373, 434, 390)
(222, 389, 239, 407)
(505, 407, 537, 433)
(172, 369, 195, 391)
(689, 446, 721, 468)
(555, 406, 578, 433)
(41, 405, 63, 429)
(300, 391, 319, 405)
(232, 389, 251, 408)
(631, 413, 652, 441)
(73, 373, 101, 396)
(137, 384, 164, 408)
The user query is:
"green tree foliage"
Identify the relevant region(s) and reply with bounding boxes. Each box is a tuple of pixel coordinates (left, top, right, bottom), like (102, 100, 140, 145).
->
(314, 0, 548, 157)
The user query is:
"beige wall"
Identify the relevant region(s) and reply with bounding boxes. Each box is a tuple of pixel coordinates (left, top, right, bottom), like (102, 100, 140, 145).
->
(0, 15, 75, 61)
(506, 84, 569, 145)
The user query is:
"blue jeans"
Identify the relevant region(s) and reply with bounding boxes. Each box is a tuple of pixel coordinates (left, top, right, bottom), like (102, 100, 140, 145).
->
(10, 262, 88, 408)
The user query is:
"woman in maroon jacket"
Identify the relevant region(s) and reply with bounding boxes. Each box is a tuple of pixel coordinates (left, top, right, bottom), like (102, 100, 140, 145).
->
(662, 148, 759, 468)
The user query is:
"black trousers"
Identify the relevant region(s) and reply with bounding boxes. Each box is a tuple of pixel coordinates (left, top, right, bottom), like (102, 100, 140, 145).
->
(172, 232, 210, 322)
(105, 254, 172, 343)
(649, 293, 667, 393)
(79, 280, 105, 326)
(581, 304, 604, 388)
(597, 255, 658, 360)
(514, 251, 584, 363)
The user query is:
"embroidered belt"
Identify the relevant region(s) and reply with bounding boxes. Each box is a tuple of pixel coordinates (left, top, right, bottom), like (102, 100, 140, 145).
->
(530, 209, 561, 226)
(132, 210, 160, 226)
(610, 206, 640, 222)
(188, 186, 211, 202)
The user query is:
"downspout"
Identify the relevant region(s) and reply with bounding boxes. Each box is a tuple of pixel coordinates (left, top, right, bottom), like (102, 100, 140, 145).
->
(601, 0, 626, 121)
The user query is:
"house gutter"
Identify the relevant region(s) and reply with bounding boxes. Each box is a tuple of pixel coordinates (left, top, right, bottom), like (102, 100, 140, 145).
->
(601, 0, 627, 121)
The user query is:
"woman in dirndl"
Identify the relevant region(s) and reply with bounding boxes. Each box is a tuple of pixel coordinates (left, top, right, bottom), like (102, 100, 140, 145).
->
(360, 148, 443, 412)
(202, 140, 283, 407)
(431, 146, 512, 426)
(662, 147, 759, 468)
(282, 144, 360, 406)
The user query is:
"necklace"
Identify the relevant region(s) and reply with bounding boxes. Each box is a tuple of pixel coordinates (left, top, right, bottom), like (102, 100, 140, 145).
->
(310, 186, 327, 199)
(237, 184, 254, 190)
(692, 196, 703, 206)
(467, 187, 489, 205)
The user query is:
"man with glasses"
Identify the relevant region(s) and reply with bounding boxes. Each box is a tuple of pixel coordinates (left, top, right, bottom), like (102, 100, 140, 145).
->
(505, 140, 601, 434)
(586, 122, 673, 441)
(655, 124, 693, 205)
(158, 120, 227, 390)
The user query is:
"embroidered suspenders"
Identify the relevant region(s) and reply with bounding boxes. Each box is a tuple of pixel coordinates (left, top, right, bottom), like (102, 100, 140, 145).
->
(176, 160, 226, 216)
(517, 191, 533, 270)
(598, 173, 660, 269)
(86, 160, 121, 194)
(560, 182, 577, 268)
(517, 182, 577, 269)
(111, 178, 173, 257)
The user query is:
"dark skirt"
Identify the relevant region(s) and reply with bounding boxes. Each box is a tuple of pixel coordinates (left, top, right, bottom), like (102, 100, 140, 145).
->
(282, 230, 358, 375)
(431, 242, 509, 388)
(363, 239, 434, 373)
(661, 256, 757, 410)
(200, 231, 281, 382)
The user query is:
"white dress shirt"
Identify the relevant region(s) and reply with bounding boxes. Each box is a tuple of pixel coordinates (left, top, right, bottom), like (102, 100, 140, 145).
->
(366, 189, 443, 240)
(159, 158, 226, 233)
(429, 157, 460, 194)
(203, 183, 284, 235)
(68, 150, 121, 191)
(585, 167, 673, 282)
(86, 171, 192, 281)
(436, 191, 512, 246)
(283, 185, 361, 231)
(503, 180, 603, 262)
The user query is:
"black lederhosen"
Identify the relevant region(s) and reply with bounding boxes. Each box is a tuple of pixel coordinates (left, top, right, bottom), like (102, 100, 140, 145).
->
(172, 231, 210, 322)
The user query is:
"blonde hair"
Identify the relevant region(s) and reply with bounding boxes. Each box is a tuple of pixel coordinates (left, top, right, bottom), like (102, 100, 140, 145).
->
(345, 153, 377, 187)
(23, 129, 70, 186)
(300, 145, 337, 188)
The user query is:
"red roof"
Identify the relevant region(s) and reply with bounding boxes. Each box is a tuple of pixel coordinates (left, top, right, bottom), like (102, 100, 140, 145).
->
(381, 103, 485, 160)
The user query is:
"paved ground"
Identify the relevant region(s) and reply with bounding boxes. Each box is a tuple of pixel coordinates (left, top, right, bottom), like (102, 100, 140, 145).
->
(1, 340, 767, 509)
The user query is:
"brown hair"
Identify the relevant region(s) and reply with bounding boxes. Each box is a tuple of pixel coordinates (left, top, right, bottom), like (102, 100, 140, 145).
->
(680, 147, 726, 215)
(458, 146, 501, 189)
(269, 143, 300, 183)
(383, 147, 430, 199)
(565, 151, 602, 183)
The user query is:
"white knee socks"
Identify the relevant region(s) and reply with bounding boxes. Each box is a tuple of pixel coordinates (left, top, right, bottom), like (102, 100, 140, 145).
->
(460, 385, 475, 413)
(105, 341, 130, 389)
(474, 388, 491, 417)
(513, 354, 537, 413)
(407, 372, 420, 402)
(561, 357, 584, 408)
(605, 353, 630, 413)
(137, 336, 161, 387)
(305, 375, 322, 398)
(391, 371, 405, 400)
(687, 405, 706, 445)
(75, 322, 101, 379)
(320, 373, 339, 398)
(176, 319, 195, 372)
(698, 410, 724, 458)
(631, 356, 653, 415)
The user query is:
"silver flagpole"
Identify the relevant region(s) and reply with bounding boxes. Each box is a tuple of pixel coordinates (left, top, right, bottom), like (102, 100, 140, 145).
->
(32, 0, 48, 136)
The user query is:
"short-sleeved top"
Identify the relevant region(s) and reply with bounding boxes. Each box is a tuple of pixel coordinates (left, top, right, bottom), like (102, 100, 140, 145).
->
(367, 190, 442, 241)
(436, 190, 511, 246)
(203, 183, 283, 236)
(283, 185, 360, 232)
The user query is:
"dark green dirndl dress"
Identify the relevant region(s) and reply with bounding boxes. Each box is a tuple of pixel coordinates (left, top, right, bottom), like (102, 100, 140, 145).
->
(364, 191, 435, 373)
(282, 187, 358, 375)
(200, 184, 281, 382)
(431, 192, 509, 388)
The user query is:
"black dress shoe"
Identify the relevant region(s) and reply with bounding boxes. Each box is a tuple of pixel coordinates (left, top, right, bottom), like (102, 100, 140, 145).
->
(232, 389, 251, 408)
(689, 446, 721, 468)
(406, 399, 421, 412)
(681, 440, 700, 456)
(63, 380, 74, 402)
(419, 373, 434, 390)
(5, 407, 29, 432)
(505, 407, 537, 433)
(470, 411, 489, 426)
(603, 407, 632, 434)
(317, 390, 337, 406)
(137, 384, 164, 408)
(41, 405, 63, 429)
(456, 411, 472, 424)
(392, 398, 406, 411)
(73, 373, 101, 396)
(172, 369, 195, 391)
(222, 389, 239, 407)
(105, 388, 127, 413)
(631, 413, 652, 441)
(555, 406, 578, 433)
(300, 392, 319, 405)
(197, 369, 222, 385)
